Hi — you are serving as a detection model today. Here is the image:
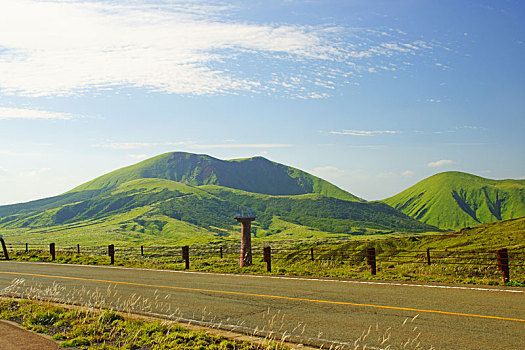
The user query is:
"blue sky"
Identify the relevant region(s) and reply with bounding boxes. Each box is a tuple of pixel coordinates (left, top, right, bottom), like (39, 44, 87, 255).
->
(0, 0, 524, 204)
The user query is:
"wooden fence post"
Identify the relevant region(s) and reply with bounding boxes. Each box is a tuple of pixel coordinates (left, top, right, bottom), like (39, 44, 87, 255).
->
(310, 247, 314, 261)
(50, 243, 55, 261)
(108, 244, 115, 265)
(366, 247, 376, 275)
(220, 246, 223, 259)
(77, 244, 80, 255)
(25, 243, 28, 253)
(496, 248, 509, 283)
(0, 238, 9, 260)
(141, 245, 144, 257)
(426, 248, 431, 266)
(182, 246, 190, 269)
(263, 246, 272, 272)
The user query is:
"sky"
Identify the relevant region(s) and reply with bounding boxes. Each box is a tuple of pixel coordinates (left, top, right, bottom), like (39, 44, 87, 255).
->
(0, 0, 524, 205)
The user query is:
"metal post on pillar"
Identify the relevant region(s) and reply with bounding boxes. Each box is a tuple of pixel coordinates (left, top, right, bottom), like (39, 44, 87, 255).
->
(141, 245, 144, 257)
(310, 247, 314, 261)
(0, 238, 9, 260)
(182, 246, 190, 269)
(263, 246, 272, 272)
(220, 246, 223, 259)
(496, 248, 510, 283)
(77, 244, 80, 255)
(426, 248, 431, 266)
(108, 244, 115, 265)
(366, 247, 376, 275)
(25, 243, 28, 254)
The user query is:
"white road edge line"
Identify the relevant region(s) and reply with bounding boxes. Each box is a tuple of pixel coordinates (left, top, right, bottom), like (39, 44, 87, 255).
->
(3, 260, 523, 293)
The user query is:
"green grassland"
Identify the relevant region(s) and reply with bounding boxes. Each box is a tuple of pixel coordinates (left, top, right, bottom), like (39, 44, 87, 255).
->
(7, 218, 525, 286)
(0, 177, 436, 246)
(383, 171, 525, 230)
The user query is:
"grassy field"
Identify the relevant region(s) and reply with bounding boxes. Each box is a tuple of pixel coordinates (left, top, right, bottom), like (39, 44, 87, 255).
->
(5, 217, 524, 286)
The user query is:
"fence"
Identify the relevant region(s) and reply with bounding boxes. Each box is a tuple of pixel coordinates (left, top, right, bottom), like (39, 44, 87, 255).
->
(1, 240, 524, 283)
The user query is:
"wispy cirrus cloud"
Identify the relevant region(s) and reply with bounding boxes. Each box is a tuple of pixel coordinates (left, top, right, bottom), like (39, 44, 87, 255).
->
(427, 159, 454, 167)
(19, 167, 51, 177)
(0, 149, 48, 157)
(312, 166, 346, 178)
(128, 154, 149, 160)
(93, 142, 186, 150)
(0, 107, 72, 120)
(329, 129, 399, 136)
(187, 143, 292, 149)
(94, 141, 291, 150)
(0, 0, 440, 98)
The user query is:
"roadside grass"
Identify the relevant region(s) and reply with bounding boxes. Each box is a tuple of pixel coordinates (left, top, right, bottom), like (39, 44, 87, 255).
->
(0, 280, 435, 349)
(0, 298, 286, 349)
(5, 218, 525, 286)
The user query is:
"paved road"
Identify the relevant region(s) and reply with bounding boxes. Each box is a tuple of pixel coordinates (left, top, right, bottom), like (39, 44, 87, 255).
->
(0, 261, 523, 349)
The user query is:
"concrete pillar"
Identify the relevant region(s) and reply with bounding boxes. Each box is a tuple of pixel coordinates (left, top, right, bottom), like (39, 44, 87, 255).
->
(236, 218, 255, 267)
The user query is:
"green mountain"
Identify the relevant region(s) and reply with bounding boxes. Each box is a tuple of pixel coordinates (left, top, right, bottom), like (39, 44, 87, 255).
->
(383, 171, 525, 230)
(0, 152, 437, 245)
(71, 152, 360, 201)
(0, 152, 358, 219)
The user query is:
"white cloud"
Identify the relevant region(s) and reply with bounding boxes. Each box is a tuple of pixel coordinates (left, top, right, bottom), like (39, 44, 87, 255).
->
(93, 142, 186, 150)
(426, 98, 441, 103)
(312, 166, 346, 178)
(128, 154, 149, 160)
(94, 141, 291, 150)
(444, 143, 486, 146)
(376, 171, 397, 179)
(329, 130, 399, 136)
(401, 170, 414, 177)
(427, 159, 454, 167)
(0, 149, 47, 157)
(0, 107, 72, 120)
(0, 0, 438, 98)
(187, 143, 292, 149)
(20, 167, 51, 177)
(0, 167, 7, 175)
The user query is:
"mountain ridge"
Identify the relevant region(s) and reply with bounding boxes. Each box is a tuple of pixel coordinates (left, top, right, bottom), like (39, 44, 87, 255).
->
(0, 152, 437, 244)
(70, 152, 361, 201)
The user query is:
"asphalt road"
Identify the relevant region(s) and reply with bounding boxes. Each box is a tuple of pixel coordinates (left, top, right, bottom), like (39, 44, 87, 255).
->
(0, 261, 523, 349)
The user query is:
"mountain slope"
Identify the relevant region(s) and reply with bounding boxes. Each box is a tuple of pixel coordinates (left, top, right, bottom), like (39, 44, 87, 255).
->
(70, 152, 360, 201)
(383, 171, 525, 229)
(0, 178, 436, 242)
(0, 152, 359, 220)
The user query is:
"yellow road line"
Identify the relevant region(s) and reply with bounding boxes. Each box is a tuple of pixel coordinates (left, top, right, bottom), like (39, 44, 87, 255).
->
(1, 271, 524, 323)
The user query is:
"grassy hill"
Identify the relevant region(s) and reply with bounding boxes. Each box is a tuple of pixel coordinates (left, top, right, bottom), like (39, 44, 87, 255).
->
(383, 171, 525, 229)
(0, 152, 359, 220)
(0, 151, 439, 245)
(0, 178, 436, 245)
(70, 152, 360, 201)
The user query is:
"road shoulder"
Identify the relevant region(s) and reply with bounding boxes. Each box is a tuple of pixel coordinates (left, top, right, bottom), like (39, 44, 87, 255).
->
(0, 320, 60, 350)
